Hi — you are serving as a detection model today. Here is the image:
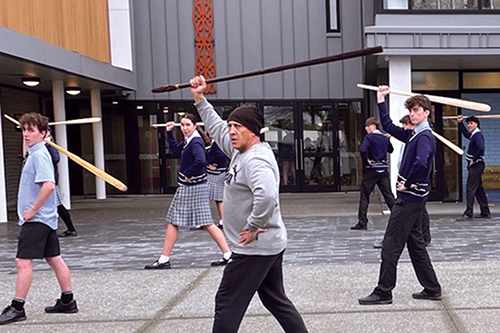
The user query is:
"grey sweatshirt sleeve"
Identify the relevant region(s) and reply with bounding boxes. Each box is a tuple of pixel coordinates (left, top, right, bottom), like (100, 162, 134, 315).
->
(194, 98, 234, 158)
(244, 154, 279, 231)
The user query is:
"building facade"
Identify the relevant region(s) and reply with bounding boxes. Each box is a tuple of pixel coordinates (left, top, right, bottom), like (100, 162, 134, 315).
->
(1, 0, 500, 222)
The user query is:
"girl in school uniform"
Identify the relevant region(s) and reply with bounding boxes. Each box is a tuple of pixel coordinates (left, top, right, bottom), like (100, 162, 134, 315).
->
(145, 114, 231, 269)
(206, 137, 229, 228)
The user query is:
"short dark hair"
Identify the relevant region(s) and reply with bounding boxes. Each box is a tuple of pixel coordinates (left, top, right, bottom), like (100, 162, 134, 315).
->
(365, 117, 380, 128)
(404, 95, 432, 115)
(466, 116, 480, 127)
(399, 115, 411, 125)
(19, 112, 50, 133)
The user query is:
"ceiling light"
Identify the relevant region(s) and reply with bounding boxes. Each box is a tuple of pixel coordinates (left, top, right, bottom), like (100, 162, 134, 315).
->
(136, 105, 144, 110)
(65, 87, 81, 96)
(22, 77, 40, 87)
(112, 101, 118, 105)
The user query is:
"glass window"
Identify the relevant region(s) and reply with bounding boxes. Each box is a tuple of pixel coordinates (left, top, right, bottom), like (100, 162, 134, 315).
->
(384, 0, 409, 9)
(326, 0, 339, 31)
(264, 105, 296, 186)
(412, 72, 459, 91)
(463, 72, 500, 89)
(137, 104, 161, 194)
(338, 102, 363, 191)
(384, 0, 494, 9)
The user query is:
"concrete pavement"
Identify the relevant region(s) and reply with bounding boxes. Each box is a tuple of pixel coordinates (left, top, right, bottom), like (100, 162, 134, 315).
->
(0, 192, 499, 332)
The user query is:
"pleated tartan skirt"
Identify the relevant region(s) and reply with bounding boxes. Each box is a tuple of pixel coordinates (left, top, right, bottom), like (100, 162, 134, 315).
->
(55, 185, 63, 206)
(165, 182, 213, 227)
(207, 172, 226, 201)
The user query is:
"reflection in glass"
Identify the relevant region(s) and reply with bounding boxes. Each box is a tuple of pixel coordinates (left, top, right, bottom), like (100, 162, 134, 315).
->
(388, 0, 488, 9)
(138, 110, 161, 193)
(304, 157, 335, 186)
(442, 105, 459, 201)
(264, 105, 296, 186)
(338, 102, 363, 191)
(102, 113, 127, 194)
(302, 105, 334, 185)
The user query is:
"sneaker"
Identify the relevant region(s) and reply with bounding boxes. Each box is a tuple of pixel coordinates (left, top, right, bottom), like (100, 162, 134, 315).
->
(210, 258, 229, 267)
(478, 213, 491, 219)
(373, 240, 383, 249)
(189, 226, 203, 231)
(216, 221, 223, 229)
(0, 305, 26, 325)
(358, 291, 392, 305)
(351, 222, 367, 230)
(45, 299, 78, 313)
(144, 260, 171, 270)
(58, 230, 78, 237)
(412, 289, 441, 301)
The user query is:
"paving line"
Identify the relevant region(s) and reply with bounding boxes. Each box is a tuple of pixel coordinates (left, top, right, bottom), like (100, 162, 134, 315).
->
(134, 268, 212, 333)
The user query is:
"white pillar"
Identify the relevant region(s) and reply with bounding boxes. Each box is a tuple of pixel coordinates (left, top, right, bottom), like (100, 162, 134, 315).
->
(91, 89, 106, 199)
(388, 56, 412, 194)
(53, 80, 71, 209)
(0, 104, 8, 222)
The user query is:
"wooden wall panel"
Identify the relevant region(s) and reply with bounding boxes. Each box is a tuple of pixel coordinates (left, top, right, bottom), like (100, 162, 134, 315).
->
(0, 0, 110, 63)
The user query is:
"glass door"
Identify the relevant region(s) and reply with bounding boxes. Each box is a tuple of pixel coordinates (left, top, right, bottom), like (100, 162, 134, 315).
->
(300, 103, 339, 191)
(263, 103, 298, 191)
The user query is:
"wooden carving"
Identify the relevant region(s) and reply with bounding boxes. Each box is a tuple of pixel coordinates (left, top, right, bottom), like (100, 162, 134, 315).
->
(193, 0, 216, 93)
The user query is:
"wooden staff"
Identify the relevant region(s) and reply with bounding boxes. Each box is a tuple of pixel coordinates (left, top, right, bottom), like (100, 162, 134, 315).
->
(4, 114, 128, 192)
(152, 46, 383, 93)
(431, 130, 464, 156)
(357, 83, 491, 112)
(443, 115, 500, 120)
(152, 122, 270, 134)
(49, 117, 101, 126)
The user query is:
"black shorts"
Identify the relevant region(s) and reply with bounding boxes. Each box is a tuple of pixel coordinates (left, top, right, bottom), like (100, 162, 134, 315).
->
(17, 222, 61, 259)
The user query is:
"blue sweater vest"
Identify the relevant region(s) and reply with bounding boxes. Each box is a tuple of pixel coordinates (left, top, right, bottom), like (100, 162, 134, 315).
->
(379, 103, 435, 202)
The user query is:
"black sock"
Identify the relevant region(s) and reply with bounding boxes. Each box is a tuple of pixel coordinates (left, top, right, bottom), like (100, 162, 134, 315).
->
(58, 205, 76, 232)
(11, 299, 25, 311)
(61, 291, 73, 304)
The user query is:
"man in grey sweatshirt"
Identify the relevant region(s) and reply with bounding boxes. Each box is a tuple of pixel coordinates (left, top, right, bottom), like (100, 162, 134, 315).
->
(190, 75, 307, 333)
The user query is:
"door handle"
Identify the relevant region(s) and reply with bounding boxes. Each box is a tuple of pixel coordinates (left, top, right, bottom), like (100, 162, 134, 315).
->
(295, 139, 300, 170)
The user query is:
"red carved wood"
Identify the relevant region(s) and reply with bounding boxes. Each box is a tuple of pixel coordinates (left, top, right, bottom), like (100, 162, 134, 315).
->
(193, 0, 216, 93)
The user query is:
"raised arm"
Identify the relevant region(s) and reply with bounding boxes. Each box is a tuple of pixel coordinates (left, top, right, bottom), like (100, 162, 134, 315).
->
(190, 76, 234, 158)
(377, 86, 411, 143)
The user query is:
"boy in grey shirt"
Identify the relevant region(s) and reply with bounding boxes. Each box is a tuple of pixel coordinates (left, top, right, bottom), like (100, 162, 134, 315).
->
(0, 113, 77, 326)
(190, 75, 307, 333)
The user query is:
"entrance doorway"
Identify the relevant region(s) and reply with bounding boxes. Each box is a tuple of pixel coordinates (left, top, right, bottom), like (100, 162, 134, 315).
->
(263, 101, 363, 192)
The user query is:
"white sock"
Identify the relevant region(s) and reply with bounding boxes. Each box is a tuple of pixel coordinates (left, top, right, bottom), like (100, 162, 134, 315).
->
(223, 251, 232, 260)
(158, 255, 170, 264)
(219, 220, 223, 225)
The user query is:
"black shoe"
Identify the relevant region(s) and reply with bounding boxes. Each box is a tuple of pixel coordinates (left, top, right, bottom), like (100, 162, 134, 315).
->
(216, 223, 223, 229)
(145, 260, 171, 269)
(373, 240, 383, 249)
(412, 289, 441, 300)
(210, 258, 229, 267)
(0, 305, 26, 325)
(58, 230, 78, 237)
(351, 223, 367, 230)
(478, 213, 491, 219)
(458, 214, 473, 221)
(189, 225, 203, 230)
(358, 292, 392, 305)
(45, 299, 78, 313)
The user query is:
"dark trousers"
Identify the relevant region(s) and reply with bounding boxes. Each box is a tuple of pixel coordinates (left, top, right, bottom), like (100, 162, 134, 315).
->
(375, 199, 441, 296)
(358, 170, 395, 224)
(465, 162, 490, 217)
(421, 206, 430, 244)
(213, 251, 307, 333)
